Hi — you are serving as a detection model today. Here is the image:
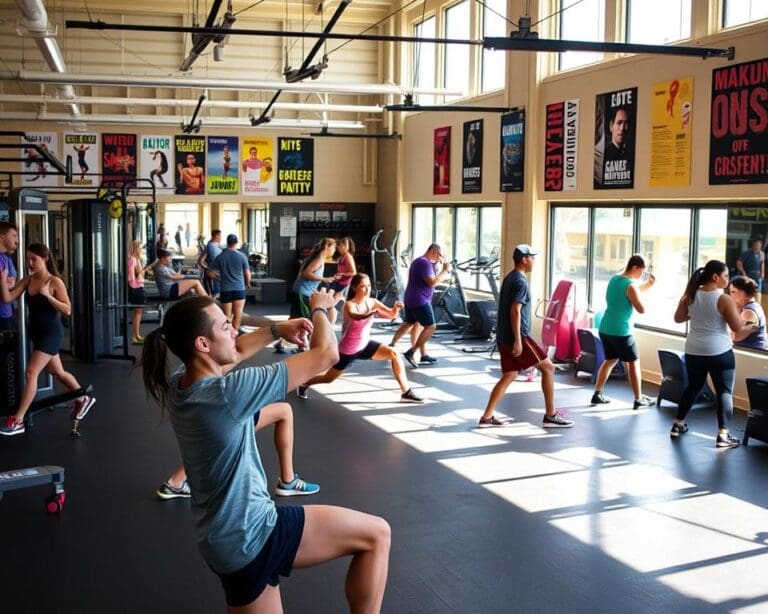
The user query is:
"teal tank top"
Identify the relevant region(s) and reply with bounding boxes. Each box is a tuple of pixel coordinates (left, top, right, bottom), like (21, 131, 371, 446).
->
(599, 275, 634, 336)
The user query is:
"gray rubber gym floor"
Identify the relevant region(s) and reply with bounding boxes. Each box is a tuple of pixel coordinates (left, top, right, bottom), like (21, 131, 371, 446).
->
(2, 306, 767, 613)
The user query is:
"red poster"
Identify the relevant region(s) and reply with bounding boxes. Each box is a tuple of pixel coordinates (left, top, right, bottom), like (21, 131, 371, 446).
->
(434, 127, 450, 195)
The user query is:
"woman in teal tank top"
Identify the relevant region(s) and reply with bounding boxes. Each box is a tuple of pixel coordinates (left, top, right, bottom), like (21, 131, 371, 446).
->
(591, 255, 656, 409)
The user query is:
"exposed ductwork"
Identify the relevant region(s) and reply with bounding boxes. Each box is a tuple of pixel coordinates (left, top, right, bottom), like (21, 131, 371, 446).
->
(16, 0, 81, 117)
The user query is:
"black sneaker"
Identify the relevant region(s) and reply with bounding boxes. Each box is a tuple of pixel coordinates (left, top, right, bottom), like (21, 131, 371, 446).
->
(670, 422, 689, 438)
(477, 415, 505, 428)
(633, 395, 656, 410)
(420, 355, 437, 364)
(400, 388, 424, 403)
(716, 432, 740, 449)
(591, 392, 611, 405)
(542, 411, 574, 428)
(297, 385, 308, 400)
(157, 480, 191, 500)
(403, 349, 418, 368)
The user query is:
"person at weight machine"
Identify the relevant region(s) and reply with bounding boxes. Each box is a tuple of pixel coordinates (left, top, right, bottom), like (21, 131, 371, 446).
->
(0, 244, 95, 436)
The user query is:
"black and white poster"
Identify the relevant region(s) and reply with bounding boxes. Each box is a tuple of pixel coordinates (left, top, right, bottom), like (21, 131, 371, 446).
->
(462, 119, 483, 193)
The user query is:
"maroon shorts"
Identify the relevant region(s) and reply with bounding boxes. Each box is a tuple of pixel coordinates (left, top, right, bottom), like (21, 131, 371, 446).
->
(498, 336, 547, 373)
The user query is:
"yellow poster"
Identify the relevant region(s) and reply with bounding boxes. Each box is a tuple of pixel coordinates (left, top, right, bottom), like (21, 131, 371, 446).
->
(650, 77, 693, 187)
(240, 136, 275, 196)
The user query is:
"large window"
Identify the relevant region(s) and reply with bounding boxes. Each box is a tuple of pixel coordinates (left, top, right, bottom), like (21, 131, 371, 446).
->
(413, 16, 436, 104)
(412, 204, 501, 293)
(627, 0, 691, 44)
(724, 0, 768, 27)
(550, 205, 731, 336)
(443, 1, 470, 102)
(559, 0, 605, 71)
(481, 0, 506, 92)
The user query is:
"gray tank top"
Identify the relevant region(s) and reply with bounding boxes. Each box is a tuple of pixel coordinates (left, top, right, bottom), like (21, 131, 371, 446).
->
(685, 289, 732, 356)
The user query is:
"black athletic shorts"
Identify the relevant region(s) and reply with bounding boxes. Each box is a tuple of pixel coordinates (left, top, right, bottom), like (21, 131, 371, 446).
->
(216, 506, 305, 607)
(403, 303, 436, 326)
(333, 340, 380, 371)
(128, 287, 146, 305)
(599, 332, 639, 362)
(220, 289, 246, 304)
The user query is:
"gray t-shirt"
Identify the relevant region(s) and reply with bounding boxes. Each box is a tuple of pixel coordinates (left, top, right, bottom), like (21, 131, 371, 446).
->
(153, 264, 175, 298)
(168, 361, 288, 574)
(212, 249, 249, 292)
(206, 241, 222, 266)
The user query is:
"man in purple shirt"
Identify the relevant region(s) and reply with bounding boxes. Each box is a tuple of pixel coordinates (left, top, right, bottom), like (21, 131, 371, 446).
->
(395, 243, 451, 368)
(0, 222, 19, 330)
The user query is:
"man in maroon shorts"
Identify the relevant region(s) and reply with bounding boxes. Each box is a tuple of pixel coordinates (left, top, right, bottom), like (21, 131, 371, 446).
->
(478, 244, 574, 429)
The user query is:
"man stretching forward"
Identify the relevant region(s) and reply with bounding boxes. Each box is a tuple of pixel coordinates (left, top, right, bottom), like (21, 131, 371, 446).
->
(478, 244, 574, 429)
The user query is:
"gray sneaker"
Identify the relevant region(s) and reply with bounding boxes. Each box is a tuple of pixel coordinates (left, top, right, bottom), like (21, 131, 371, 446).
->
(542, 411, 574, 428)
(157, 480, 191, 500)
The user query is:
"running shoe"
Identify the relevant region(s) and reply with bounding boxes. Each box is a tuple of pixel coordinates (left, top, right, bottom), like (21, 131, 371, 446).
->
(670, 422, 689, 438)
(296, 385, 308, 400)
(157, 480, 191, 500)
(716, 432, 740, 449)
(633, 395, 656, 410)
(400, 388, 424, 403)
(71, 395, 96, 421)
(0, 416, 25, 436)
(542, 411, 574, 428)
(590, 392, 611, 405)
(275, 474, 320, 496)
(477, 415, 505, 428)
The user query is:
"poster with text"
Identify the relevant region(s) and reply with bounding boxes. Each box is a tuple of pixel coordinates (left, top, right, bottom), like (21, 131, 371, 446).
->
(500, 110, 525, 192)
(277, 137, 314, 196)
(650, 77, 693, 187)
(241, 136, 275, 196)
(544, 99, 579, 191)
(709, 58, 768, 185)
(174, 135, 206, 195)
(139, 135, 174, 193)
(21, 132, 59, 188)
(64, 132, 99, 187)
(433, 126, 451, 195)
(593, 87, 637, 189)
(101, 133, 137, 188)
(462, 119, 483, 194)
(207, 136, 239, 194)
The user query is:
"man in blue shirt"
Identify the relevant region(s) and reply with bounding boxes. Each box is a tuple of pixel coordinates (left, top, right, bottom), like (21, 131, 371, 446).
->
(478, 244, 574, 429)
(736, 237, 765, 294)
(0, 222, 18, 330)
(140, 291, 390, 611)
(197, 229, 222, 297)
(211, 234, 251, 332)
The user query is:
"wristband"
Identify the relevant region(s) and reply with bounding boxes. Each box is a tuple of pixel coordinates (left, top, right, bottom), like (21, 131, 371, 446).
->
(311, 307, 328, 317)
(269, 323, 280, 340)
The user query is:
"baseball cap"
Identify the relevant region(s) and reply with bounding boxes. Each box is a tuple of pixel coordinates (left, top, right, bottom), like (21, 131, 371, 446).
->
(513, 244, 539, 260)
(226, 234, 238, 245)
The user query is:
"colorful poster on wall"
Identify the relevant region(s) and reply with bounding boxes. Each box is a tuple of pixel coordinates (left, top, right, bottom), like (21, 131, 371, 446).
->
(101, 133, 137, 188)
(709, 57, 768, 185)
(593, 87, 637, 189)
(544, 99, 579, 191)
(500, 110, 525, 192)
(64, 132, 98, 187)
(207, 136, 239, 194)
(277, 137, 314, 196)
(433, 126, 451, 195)
(241, 136, 275, 196)
(462, 119, 483, 194)
(174, 135, 206, 195)
(21, 132, 59, 187)
(650, 77, 693, 187)
(139, 135, 173, 193)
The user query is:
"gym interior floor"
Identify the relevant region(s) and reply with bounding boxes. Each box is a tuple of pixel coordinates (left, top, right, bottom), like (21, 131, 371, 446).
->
(2, 303, 767, 614)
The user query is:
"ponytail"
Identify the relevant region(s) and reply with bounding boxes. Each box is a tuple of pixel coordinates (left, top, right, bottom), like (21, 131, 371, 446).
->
(683, 259, 727, 304)
(140, 328, 170, 414)
(300, 237, 335, 274)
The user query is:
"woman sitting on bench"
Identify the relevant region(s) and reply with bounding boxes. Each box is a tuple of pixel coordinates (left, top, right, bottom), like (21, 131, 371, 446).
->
(153, 249, 207, 300)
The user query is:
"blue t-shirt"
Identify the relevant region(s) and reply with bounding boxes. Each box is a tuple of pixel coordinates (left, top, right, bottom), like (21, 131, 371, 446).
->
(0, 252, 17, 318)
(740, 249, 764, 280)
(168, 361, 288, 574)
(496, 270, 531, 345)
(206, 241, 222, 266)
(404, 256, 436, 308)
(292, 261, 324, 297)
(212, 249, 249, 292)
(153, 264, 175, 298)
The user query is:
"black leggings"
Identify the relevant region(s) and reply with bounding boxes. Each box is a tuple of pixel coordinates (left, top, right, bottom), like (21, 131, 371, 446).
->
(676, 350, 735, 430)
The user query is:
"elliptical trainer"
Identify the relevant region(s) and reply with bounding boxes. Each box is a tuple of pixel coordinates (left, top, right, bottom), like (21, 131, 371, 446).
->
(369, 229, 405, 307)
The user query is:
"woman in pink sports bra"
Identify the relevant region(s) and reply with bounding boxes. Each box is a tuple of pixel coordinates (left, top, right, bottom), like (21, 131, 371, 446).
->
(297, 273, 424, 403)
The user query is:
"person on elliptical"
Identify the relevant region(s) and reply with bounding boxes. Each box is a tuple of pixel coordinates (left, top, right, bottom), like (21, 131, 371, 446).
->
(391, 244, 451, 368)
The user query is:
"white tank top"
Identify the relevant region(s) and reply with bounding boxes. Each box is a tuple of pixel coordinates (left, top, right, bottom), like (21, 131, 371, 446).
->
(685, 288, 732, 356)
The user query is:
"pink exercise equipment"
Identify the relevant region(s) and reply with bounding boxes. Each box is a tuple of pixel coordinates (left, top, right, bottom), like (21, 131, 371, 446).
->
(536, 280, 588, 362)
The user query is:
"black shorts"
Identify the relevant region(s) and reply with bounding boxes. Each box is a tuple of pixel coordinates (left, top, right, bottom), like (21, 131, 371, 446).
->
(220, 289, 246, 304)
(217, 506, 305, 608)
(403, 303, 436, 326)
(333, 340, 380, 370)
(128, 287, 146, 305)
(599, 332, 639, 362)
